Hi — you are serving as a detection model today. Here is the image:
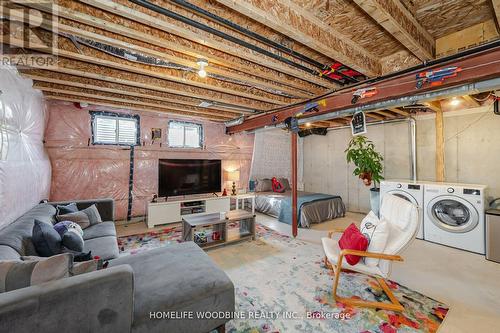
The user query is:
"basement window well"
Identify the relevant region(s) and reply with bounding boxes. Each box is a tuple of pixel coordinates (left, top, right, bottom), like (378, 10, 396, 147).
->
(91, 111, 140, 146)
(168, 121, 203, 148)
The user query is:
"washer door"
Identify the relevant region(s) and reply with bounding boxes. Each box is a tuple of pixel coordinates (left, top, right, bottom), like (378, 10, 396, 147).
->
(427, 195, 479, 233)
(387, 190, 417, 206)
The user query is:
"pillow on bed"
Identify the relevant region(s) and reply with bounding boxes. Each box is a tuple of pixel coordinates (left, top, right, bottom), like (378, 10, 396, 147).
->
(277, 178, 291, 190)
(255, 179, 272, 192)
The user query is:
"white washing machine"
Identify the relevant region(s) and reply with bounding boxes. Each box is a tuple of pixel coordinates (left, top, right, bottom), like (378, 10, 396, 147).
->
(380, 180, 424, 239)
(424, 183, 487, 254)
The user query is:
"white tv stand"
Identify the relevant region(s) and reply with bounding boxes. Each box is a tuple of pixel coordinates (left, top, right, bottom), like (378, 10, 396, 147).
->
(147, 194, 230, 228)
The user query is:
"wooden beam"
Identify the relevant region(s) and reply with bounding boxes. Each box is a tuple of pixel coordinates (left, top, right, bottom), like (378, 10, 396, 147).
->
(57, 0, 334, 88)
(10, 1, 331, 91)
(27, 74, 252, 114)
(44, 94, 228, 121)
(492, 1, 500, 33)
(291, 132, 298, 238)
(436, 19, 499, 58)
(462, 95, 481, 107)
(6, 32, 291, 105)
(365, 112, 385, 120)
(434, 103, 445, 182)
(215, 0, 380, 76)
(388, 108, 410, 116)
(3, 7, 313, 99)
(425, 101, 442, 112)
(352, 0, 434, 60)
(227, 46, 500, 133)
(372, 110, 398, 118)
(12, 59, 274, 110)
(36, 86, 235, 119)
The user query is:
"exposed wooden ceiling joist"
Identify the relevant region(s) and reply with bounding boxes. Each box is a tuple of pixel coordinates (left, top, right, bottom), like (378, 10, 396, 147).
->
(6, 30, 294, 105)
(365, 112, 385, 120)
(11, 0, 332, 92)
(492, 0, 500, 33)
(214, 0, 381, 76)
(352, 0, 435, 60)
(45, 94, 229, 121)
(4, 7, 314, 99)
(372, 110, 398, 118)
(15, 63, 273, 111)
(387, 108, 410, 116)
(425, 101, 442, 113)
(25, 73, 251, 114)
(64, 0, 334, 88)
(461, 95, 482, 107)
(35, 84, 237, 119)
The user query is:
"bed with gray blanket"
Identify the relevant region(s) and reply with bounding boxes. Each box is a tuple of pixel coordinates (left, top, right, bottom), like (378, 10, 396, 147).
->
(255, 191, 346, 228)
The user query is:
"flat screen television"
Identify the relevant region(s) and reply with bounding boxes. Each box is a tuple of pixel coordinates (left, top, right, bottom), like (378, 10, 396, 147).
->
(158, 159, 222, 197)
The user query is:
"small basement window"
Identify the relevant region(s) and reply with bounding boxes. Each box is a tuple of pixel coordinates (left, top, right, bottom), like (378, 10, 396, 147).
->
(91, 112, 140, 146)
(168, 121, 203, 148)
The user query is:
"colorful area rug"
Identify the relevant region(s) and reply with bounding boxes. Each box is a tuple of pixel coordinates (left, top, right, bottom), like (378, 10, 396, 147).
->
(117, 225, 449, 332)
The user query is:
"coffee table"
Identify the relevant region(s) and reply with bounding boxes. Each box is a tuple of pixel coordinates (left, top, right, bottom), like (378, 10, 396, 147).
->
(182, 210, 255, 249)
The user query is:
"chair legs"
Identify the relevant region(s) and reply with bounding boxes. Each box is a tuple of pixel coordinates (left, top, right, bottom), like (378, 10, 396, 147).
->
(325, 258, 404, 312)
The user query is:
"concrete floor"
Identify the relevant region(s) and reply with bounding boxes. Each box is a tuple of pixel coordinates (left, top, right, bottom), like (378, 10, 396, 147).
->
(258, 212, 500, 333)
(115, 212, 500, 332)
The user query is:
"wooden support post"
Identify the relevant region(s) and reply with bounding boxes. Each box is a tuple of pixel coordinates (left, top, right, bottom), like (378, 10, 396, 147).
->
(291, 132, 298, 238)
(435, 105, 445, 182)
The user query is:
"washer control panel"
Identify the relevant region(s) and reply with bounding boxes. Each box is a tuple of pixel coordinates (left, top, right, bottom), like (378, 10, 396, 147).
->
(463, 188, 481, 195)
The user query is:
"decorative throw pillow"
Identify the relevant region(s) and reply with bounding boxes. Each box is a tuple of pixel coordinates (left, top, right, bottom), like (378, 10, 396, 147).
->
(56, 202, 78, 216)
(62, 232, 84, 252)
(81, 204, 102, 226)
(0, 254, 72, 292)
(56, 211, 91, 229)
(54, 221, 84, 237)
(360, 211, 390, 267)
(255, 179, 272, 192)
(32, 220, 62, 257)
(277, 178, 291, 190)
(338, 223, 369, 266)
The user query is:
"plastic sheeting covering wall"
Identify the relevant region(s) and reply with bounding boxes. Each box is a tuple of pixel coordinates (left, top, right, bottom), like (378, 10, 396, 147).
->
(0, 65, 51, 229)
(45, 101, 254, 221)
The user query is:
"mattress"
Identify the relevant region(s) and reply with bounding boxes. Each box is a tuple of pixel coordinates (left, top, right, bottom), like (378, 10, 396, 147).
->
(255, 191, 346, 228)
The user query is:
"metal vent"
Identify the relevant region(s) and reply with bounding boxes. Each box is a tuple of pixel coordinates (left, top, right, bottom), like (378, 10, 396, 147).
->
(198, 101, 213, 108)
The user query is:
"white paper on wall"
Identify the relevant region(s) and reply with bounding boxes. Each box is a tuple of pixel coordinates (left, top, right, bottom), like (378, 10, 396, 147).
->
(250, 129, 303, 187)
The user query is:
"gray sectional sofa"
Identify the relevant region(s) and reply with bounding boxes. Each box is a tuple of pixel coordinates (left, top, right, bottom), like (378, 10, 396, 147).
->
(0, 199, 235, 333)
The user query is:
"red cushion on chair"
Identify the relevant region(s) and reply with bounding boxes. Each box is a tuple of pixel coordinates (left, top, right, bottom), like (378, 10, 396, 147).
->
(338, 223, 369, 265)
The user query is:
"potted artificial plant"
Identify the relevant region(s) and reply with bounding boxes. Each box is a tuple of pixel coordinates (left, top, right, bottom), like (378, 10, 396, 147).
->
(345, 135, 384, 215)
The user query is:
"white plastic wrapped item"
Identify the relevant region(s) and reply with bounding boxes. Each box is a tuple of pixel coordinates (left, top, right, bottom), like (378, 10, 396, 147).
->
(0, 64, 51, 229)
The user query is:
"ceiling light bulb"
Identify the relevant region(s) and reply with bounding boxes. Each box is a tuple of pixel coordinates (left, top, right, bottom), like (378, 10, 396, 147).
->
(450, 97, 461, 106)
(196, 58, 208, 78)
(198, 69, 207, 78)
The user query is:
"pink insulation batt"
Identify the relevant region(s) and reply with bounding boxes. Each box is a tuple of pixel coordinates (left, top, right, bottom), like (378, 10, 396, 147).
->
(45, 100, 254, 221)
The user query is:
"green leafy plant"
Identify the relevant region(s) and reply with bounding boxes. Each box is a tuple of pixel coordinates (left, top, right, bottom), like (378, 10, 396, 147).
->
(345, 135, 384, 188)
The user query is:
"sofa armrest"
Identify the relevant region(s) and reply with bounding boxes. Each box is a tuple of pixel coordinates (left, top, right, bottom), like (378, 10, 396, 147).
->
(49, 198, 115, 221)
(0, 265, 134, 333)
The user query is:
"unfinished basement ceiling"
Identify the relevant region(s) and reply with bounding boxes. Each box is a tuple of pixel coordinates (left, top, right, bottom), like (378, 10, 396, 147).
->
(2, 0, 499, 123)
